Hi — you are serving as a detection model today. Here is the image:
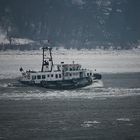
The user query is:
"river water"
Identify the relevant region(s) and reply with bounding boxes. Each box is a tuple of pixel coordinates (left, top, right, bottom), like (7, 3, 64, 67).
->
(0, 49, 140, 140)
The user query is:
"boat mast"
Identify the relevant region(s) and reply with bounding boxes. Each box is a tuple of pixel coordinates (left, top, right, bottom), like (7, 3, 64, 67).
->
(41, 44, 53, 72)
(49, 47, 53, 71)
(41, 47, 45, 72)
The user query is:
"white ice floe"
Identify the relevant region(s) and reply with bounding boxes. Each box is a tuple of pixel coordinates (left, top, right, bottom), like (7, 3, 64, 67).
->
(81, 120, 101, 128)
(116, 118, 130, 121)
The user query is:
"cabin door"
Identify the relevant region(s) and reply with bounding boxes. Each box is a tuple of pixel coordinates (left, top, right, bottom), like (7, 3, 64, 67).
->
(80, 72, 83, 78)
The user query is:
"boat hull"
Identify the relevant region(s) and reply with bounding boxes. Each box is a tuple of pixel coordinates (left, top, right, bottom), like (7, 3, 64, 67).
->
(19, 77, 92, 90)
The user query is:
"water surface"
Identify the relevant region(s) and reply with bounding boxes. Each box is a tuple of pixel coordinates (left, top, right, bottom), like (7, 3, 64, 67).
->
(0, 49, 140, 140)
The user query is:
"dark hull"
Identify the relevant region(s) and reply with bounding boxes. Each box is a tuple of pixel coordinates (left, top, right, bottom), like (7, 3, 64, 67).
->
(20, 77, 92, 90)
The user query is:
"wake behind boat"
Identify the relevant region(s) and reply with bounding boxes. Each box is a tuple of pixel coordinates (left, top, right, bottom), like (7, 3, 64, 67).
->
(19, 44, 102, 89)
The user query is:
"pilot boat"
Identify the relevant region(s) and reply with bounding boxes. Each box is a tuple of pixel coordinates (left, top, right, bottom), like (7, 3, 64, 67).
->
(19, 45, 102, 89)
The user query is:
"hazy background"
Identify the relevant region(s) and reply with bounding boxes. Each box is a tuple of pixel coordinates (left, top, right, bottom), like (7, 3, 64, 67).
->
(0, 0, 140, 50)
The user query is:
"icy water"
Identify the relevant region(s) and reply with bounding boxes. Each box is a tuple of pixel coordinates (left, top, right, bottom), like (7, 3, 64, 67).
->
(0, 49, 140, 140)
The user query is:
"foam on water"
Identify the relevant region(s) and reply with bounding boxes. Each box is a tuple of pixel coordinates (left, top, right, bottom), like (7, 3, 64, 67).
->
(0, 83, 140, 100)
(0, 83, 9, 88)
(116, 118, 130, 121)
(81, 120, 101, 128)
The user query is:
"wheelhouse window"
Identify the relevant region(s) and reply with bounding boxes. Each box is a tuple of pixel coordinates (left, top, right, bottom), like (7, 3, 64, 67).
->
(37, 75, 41, 79)
(47, 74, 50, 77)
(51, 74, 53, 77)
(32, 75, 36, 80)
(42, 75, 46, 79)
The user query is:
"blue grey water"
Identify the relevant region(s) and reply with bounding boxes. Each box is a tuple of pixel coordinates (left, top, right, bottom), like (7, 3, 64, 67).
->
(0, 50, 140, 140)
